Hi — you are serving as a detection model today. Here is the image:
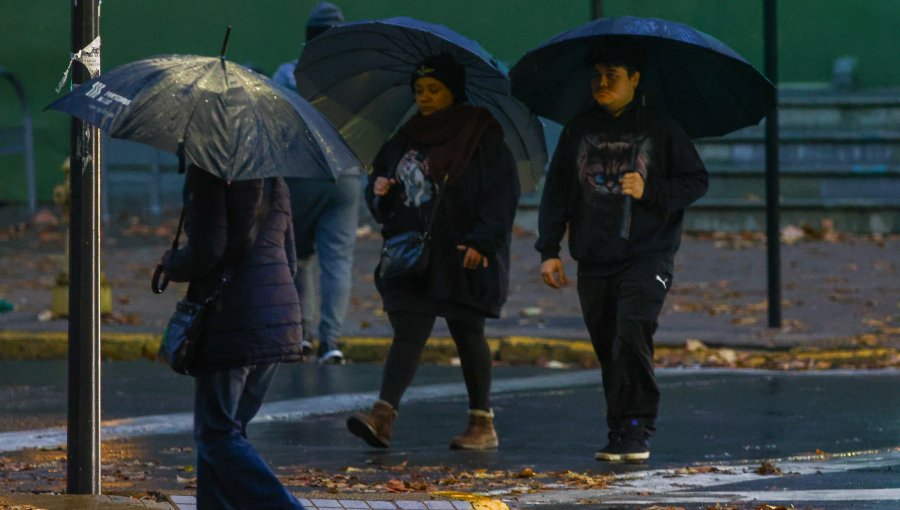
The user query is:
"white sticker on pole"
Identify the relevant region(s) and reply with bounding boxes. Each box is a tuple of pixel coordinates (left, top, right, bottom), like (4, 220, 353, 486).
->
(55, 36, 102, 93)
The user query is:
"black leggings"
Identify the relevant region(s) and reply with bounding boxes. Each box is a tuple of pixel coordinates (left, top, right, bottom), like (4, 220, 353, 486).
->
(379, 311, 491, 411)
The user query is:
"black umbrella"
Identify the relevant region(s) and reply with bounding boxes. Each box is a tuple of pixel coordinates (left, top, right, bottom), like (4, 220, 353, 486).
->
(294, 16, 547, 192)
(47, 52, 360, 181)
(510, 16, 776, 138)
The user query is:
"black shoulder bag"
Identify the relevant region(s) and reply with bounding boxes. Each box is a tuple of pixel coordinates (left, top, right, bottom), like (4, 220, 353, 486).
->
(152, 180, 272, 375)
(378, 174, 448, 280)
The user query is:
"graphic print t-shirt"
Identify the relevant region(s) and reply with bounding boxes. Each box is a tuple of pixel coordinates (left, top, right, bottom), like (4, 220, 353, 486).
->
(392, 147, 438, 230)
(396, 148, 434, 208)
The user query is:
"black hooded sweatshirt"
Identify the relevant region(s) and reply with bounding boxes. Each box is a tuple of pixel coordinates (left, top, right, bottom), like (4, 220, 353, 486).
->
(535, 103, 708, 275)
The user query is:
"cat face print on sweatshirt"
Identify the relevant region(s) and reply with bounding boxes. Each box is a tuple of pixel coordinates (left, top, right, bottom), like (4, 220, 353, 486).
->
(576, 133, 650, 206)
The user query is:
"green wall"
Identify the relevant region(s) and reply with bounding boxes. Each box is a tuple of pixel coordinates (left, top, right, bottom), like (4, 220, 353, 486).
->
(604, 0, 900, 87)
(0, 0, 897, 204)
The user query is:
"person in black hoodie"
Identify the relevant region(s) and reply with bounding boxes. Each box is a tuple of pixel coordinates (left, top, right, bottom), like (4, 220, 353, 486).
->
(161, 167, 305, 509)
(536, 45, 708, 462)
(347, 54, 520, 450)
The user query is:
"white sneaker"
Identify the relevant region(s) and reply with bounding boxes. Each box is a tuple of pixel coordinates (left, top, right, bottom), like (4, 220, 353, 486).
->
(318, 349, 346, 365)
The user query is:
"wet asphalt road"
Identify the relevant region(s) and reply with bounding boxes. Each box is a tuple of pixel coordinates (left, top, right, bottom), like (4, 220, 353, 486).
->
(1, 361, 898, 506)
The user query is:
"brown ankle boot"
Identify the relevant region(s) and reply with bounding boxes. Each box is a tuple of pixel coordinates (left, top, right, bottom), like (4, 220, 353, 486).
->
(347, 399, 396, 448)
(450, 409, 499, 450)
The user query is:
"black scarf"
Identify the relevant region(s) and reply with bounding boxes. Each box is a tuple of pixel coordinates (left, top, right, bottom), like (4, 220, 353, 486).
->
(399, 104, 499, 184)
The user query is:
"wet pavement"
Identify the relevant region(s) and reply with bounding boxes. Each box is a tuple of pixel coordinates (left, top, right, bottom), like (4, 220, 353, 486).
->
(1, 210, 898, 351)
(1, 210, 899, 508)
(0, 361, 898, 508)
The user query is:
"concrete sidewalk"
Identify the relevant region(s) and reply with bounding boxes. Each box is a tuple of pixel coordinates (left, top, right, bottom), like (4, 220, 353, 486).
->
(1, 208, 898, 359)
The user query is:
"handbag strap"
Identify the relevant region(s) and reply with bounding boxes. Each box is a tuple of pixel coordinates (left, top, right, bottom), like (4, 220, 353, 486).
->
(166, 178, 274, 303)
(421, 173, 449, 238)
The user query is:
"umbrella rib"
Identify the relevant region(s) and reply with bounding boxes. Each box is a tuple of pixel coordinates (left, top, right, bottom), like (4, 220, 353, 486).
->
(680, 53, 728, 136)
(179, 61, 222, 147)
(479, 93, 544, 175)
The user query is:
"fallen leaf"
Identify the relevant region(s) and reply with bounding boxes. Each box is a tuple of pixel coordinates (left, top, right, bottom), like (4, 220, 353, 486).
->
(685, 339, 707, 352)
(755, 460, 782, 475)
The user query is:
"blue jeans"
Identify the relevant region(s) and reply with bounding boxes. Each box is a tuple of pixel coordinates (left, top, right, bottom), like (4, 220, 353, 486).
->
(287, 175, 361, 353)
(194, 364, 304, 510)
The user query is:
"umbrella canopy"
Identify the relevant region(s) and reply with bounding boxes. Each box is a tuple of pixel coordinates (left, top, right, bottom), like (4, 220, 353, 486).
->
(294, 16, 547, 192)
(47, 54, 360, 181)
(510, 16, 776, 138)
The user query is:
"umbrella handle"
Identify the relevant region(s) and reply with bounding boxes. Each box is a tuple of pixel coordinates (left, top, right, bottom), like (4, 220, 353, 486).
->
(619, 196, 633, 240)
(151, 264, 169, 294)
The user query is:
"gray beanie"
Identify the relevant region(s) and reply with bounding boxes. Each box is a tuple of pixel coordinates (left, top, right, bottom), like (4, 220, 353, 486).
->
(306, 2, 343, 41)
(307, 2, 344, 28)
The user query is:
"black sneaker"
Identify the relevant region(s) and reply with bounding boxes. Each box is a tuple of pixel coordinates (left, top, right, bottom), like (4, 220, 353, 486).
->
(595, 440, 623, 461)
(596, 436, 650, 462)
(300, 339, 314, 357)
(618, 435, 650, 462)
(595, 430, 624, 461)
(595, 421, 652, 462)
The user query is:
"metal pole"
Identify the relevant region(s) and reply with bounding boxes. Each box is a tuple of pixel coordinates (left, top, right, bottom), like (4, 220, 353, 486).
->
(591, 0, 604, 19)
(67, 0, 102, 494)
(764, 0, 781, 328)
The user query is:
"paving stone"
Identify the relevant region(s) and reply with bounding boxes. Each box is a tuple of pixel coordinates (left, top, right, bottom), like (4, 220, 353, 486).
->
(367, 501, 399, 509)
(396, 502, 427, 509)
(311, 498, 344, 508)
(424, 501, 456, 509)
(339, 500, 372, 509)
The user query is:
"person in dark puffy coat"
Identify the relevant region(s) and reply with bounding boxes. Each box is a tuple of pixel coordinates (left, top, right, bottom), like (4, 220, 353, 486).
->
(162, 166, 305, 509)
(346, 54, 520, 451)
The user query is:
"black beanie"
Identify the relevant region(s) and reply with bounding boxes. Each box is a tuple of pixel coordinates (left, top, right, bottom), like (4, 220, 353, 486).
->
(306, 2, 344, 42)
(409, 53, 467, 103)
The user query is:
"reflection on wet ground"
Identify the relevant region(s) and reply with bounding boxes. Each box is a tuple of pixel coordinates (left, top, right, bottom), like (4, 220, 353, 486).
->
(1, 362, 897, 466)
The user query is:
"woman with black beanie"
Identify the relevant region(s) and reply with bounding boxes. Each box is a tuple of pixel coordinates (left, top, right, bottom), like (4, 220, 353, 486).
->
(347, 53, 520, 450)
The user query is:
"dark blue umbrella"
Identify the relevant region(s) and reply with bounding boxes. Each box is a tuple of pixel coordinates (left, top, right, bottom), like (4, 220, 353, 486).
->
(47, 54, 360, 181)
(294, 16, 547, 192)
(510, 16, 776, 138)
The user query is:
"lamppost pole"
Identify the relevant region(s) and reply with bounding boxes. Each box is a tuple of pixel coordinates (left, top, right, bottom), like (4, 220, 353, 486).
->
(67, 0, 102, 494)
(764, 0, 782, 328)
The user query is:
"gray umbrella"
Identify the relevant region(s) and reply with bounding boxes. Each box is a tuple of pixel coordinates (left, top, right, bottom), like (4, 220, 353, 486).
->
(47, 54, 360, 181)
(294, 16, 547, 192)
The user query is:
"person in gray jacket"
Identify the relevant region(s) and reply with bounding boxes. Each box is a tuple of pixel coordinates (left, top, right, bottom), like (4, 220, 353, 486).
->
(273, 1, 358, 364)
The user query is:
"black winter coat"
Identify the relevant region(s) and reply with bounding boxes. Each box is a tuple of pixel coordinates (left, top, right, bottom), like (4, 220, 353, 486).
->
(366, 122, 520, 318)
(163, 167, 303, 372)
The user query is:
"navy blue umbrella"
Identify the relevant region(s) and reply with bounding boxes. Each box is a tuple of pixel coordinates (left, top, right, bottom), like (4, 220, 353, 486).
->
(47, 54, 360, 181)
(294, 16, 547, 192)
(510, 16, 776, 138)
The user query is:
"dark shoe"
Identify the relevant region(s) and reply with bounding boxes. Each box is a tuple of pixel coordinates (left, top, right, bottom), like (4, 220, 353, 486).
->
(595, 431, 624, 461)
(347, 400, 396, 448)
(619, 435, 650, 462)
(299, 320, 315, 357)
(450, 409, 499, 450)
(595, 422, 651, 462)
(318, 349, 346, 365)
